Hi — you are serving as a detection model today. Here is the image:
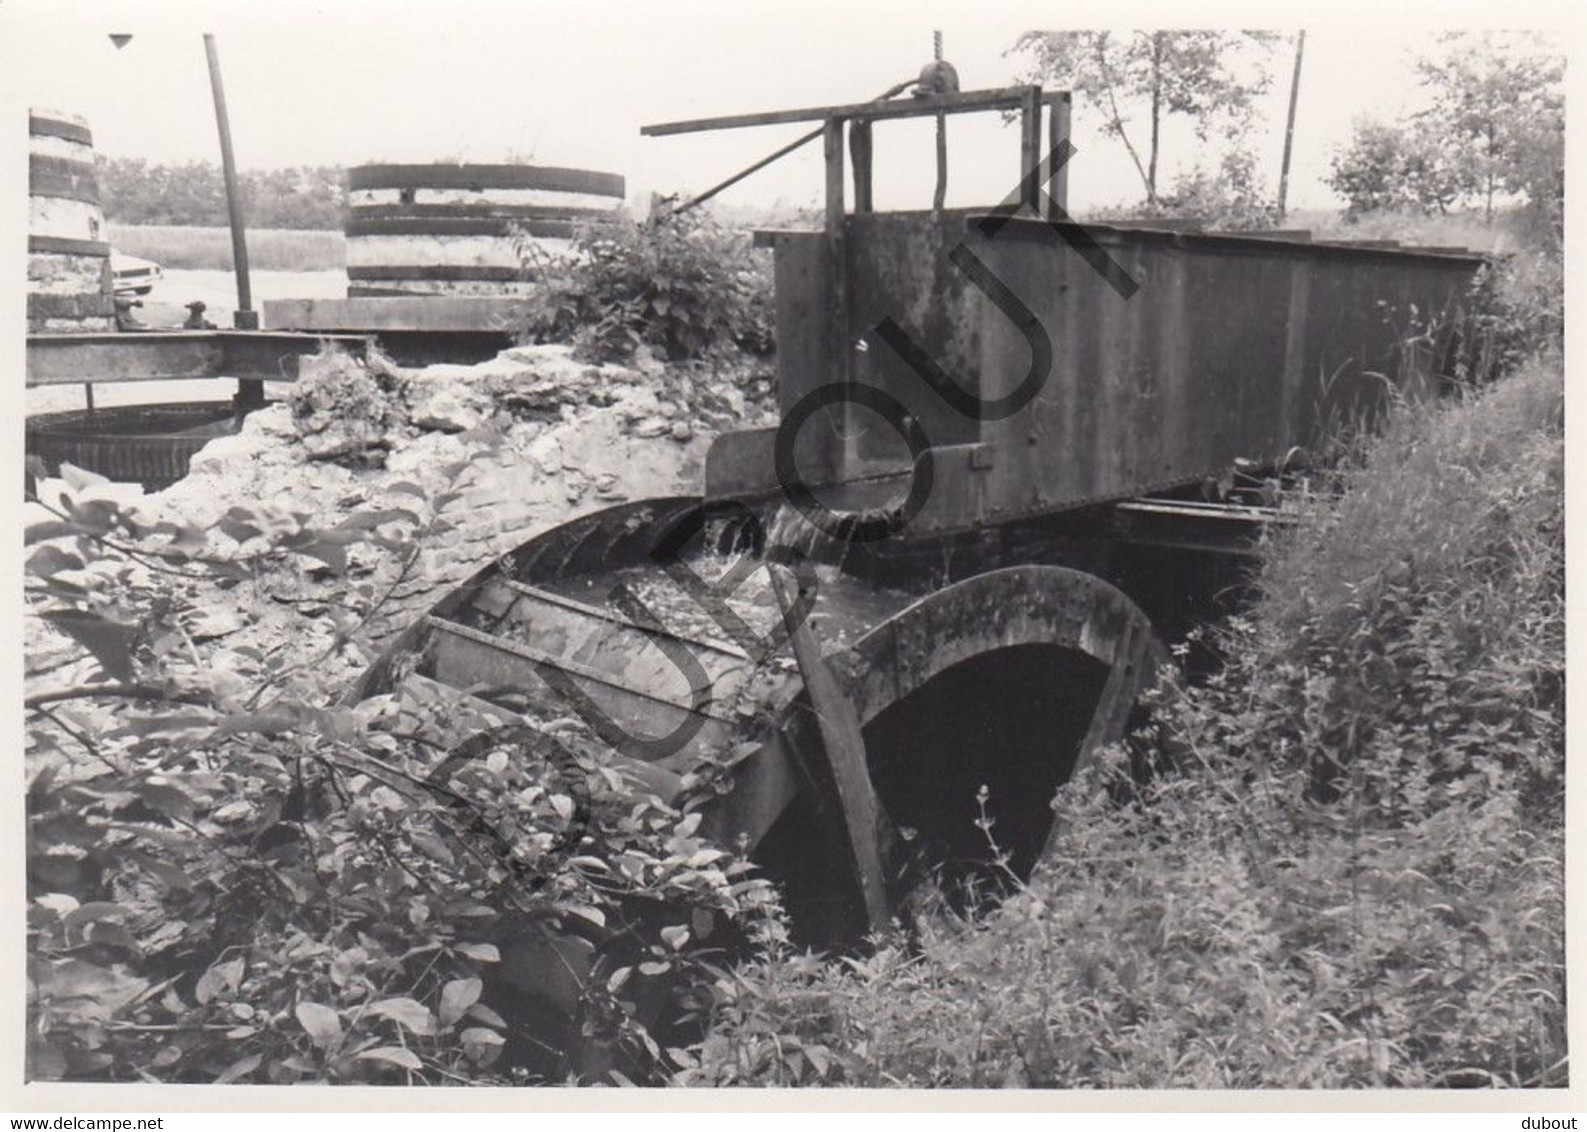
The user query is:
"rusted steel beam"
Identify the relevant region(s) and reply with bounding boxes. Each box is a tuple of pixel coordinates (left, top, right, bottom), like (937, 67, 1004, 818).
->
(25, 331, 368, 387)
(642, 85, 1046, 136)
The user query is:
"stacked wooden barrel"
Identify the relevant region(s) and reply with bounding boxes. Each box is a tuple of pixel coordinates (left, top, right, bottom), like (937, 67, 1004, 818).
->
(28, 109, 114, 332)
(344, 163, 625, 297)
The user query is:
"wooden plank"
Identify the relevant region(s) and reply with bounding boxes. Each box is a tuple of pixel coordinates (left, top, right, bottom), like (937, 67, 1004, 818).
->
(824, 119, 854, 475)
(1019, 86, 1043, 212)
(1045, 91, 1072, 216)
(264, 296, 531, 333)
(346, 216, 577, 239)
(28, 155, 100, 204)
(29, 114, 94, 145)
(27, 236, 111, 257)
(346, 264, 525, 283)
(768, 568, 891, 933)
(25, 331, 367, 387)
(348, 163, 625, 197)
(642, 85, 1043, 136)
(349, 202, 616, 221)
(849, 120, 873, 213)
(27, 335, 219, 386)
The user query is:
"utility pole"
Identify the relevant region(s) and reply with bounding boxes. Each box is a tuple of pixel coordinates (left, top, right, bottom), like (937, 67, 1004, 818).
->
(1276, 30, 1306, 222)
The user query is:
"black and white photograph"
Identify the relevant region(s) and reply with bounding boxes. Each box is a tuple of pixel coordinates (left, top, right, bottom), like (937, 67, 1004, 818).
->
(4, 0, 1577, 1116)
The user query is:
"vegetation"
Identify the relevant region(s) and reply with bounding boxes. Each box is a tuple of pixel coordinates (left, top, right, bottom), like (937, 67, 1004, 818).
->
(24, 442, 782, 1085)
(683, 357, 1565, 1088)
(1085, 149, 1279, 231)
(107, 224, 345, 272)
(98, 158, 346, 230)
(1326, 33, 1563, 228)
(1012, 30, 1281, 207)
(514, 214, 775, 364)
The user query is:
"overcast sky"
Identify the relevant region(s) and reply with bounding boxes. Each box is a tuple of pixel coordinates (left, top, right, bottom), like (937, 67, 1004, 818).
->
(1, 0, 1573, 216)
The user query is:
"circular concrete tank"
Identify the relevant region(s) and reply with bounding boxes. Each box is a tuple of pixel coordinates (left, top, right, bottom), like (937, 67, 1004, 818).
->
(28, 109, 114, 333)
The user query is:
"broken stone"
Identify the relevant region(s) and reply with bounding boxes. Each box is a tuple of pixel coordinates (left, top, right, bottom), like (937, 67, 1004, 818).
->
(410, 384, 486, 433)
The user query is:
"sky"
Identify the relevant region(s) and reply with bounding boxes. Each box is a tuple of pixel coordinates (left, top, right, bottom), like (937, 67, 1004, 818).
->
(0, 0, 1575, 216)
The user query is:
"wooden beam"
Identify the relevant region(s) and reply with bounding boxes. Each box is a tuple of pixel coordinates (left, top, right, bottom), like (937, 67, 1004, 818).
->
(265, 297, 529, 333)
(849, 120, 873, 213)
(1019, 86, 1043, 213)
(823, 118, 852, 472)
(1045, 91, 1072, 217)
(642, 86, 1045, 136)
(768, 568, 892, 934)
(25, 331, 368, 387)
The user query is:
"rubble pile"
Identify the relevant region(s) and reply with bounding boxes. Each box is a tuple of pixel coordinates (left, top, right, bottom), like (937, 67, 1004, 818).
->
(26, 344, 776, 700)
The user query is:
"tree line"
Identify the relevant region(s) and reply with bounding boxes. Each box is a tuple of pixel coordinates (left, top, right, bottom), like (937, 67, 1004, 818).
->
(1324, 32, 1563, 229)
(96, 156, 347, 230)
(1012, 29, 1563, 232)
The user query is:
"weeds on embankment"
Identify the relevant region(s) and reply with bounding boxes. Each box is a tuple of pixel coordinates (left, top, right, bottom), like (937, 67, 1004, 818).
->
(680, 359, 1565, 1088)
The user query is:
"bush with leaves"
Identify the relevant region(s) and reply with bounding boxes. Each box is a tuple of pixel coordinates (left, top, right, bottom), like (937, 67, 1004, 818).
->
(1136, 150, 1277, 231)
(1325, 32, 1563, 228)
(514, 214, 774, 364)
(683, 360, 1564, 1088)
(24, 460, 783, 1085)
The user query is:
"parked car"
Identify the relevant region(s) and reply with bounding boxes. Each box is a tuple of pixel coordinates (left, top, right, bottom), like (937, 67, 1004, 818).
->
(110, 252, 163, 296)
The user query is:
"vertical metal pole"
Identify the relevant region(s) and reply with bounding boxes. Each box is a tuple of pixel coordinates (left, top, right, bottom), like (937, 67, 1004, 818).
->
(204, 34, 254, 325)
(204, 33, 263, 414)
(1276, 30, 1306, 222)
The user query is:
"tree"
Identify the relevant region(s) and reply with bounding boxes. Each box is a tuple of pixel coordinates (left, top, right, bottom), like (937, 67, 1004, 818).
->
(1414, 31, 1564, 224)
(1158, 150, 1279, 230)
(97, 158, 348, 230)
(1325, 119, 1464, 218)
(1326, 33, 1564, 229)
(1011, 30, 1279, 206)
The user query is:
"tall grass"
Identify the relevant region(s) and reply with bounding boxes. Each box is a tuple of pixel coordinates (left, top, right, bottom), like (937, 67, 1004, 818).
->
(107, 224, 345, 272)
(681, 359, 1565, 1088)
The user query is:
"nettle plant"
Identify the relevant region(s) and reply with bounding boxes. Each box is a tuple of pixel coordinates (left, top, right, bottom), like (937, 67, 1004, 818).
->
(24, 461, 782, 1085)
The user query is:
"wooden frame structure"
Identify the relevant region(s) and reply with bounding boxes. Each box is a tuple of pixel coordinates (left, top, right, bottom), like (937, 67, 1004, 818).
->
(643, 85, 1073, 415)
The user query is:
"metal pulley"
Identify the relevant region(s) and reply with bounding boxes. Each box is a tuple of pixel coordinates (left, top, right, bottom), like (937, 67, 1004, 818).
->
(915, 58, 959, 96)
